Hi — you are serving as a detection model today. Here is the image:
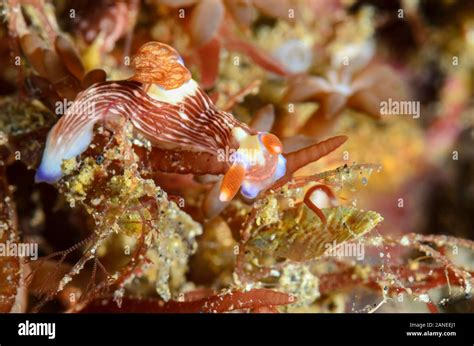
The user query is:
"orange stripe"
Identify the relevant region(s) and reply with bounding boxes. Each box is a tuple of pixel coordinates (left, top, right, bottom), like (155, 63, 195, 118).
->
(219, 164, 246, 202)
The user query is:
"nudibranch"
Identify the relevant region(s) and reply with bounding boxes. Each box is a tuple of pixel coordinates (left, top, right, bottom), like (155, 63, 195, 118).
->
(35, 42, 287, 201)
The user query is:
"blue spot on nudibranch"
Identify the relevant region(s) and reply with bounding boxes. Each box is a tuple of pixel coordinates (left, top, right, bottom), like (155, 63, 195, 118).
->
(239, 153, 287, 199)
(275, 154, 287, 181)
(35, 166, 62, 184)
(35, 121, 96, 184)
(241, 183, 260, 199)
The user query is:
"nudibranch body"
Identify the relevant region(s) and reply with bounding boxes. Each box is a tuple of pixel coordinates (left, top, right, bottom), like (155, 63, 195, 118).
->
(219, 127, 286, 201)
(36, 42, 286, 201)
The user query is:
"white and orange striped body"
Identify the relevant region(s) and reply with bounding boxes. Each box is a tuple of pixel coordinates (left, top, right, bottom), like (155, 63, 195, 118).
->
(35, 78, 286, 201)
(36, 41, 287, 200)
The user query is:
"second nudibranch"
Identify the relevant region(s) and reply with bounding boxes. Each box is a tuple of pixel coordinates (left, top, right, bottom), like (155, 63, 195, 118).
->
(35, 41, 286, 202)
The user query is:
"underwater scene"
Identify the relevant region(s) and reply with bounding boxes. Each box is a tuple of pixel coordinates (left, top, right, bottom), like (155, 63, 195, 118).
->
(0, 0, 473, 314)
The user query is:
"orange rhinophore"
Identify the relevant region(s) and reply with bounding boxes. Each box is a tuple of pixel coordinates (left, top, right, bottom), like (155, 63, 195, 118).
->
(219, 164, 246, 202)
(260, 133, 283, 154)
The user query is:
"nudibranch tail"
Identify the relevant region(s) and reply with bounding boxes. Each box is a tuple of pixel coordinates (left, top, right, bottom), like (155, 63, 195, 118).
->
(34, 81, 147, 184)
(35, 111, 98, 183)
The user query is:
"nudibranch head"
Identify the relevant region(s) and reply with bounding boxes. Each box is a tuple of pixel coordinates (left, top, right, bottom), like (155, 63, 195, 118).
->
(219, 129, 286, 202)
(130, 41, 191, 90)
